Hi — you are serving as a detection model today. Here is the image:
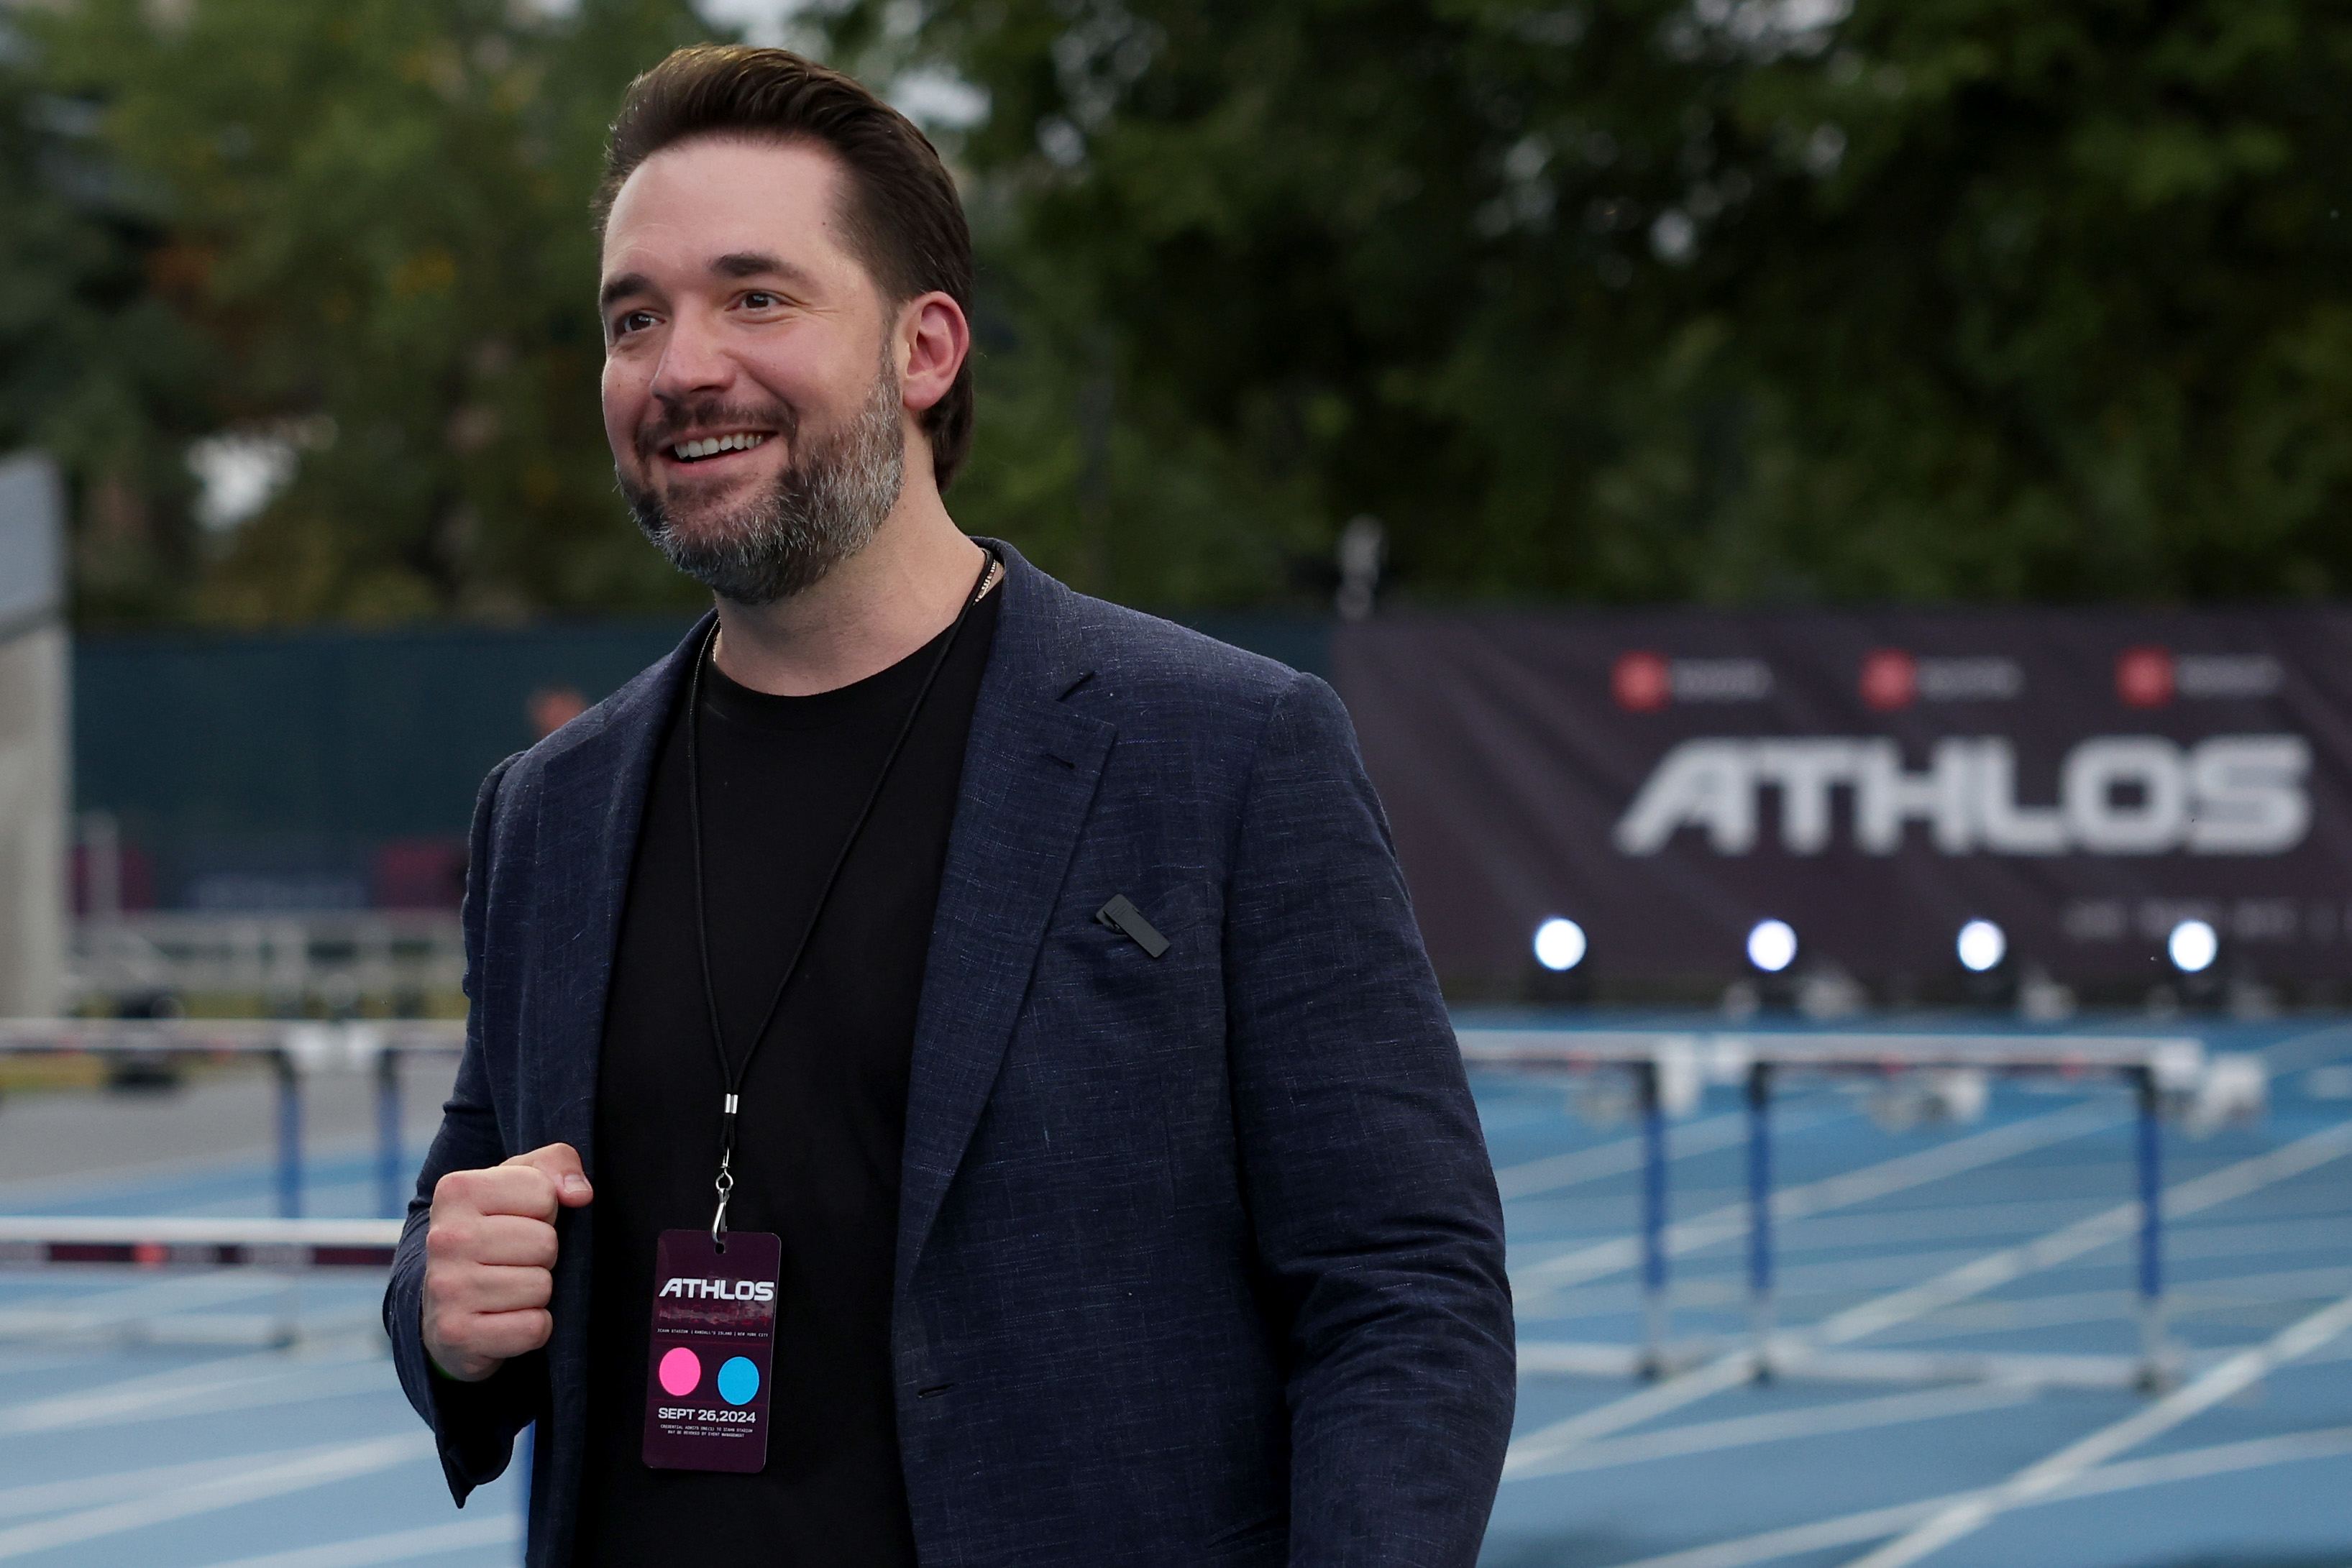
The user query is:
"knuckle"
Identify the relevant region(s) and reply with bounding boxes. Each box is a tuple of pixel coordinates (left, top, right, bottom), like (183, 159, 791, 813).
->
(433, 1170, 477, 1205)
(426, 1218, 477, 1260)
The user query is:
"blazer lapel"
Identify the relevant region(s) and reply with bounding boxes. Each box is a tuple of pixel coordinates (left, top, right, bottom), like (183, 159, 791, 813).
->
(898, 546, 1113, 1293)
(524, 614, 709, 1171)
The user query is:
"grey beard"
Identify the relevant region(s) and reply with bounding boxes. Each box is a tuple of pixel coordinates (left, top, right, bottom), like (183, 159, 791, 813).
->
(623, 361, 906, 607)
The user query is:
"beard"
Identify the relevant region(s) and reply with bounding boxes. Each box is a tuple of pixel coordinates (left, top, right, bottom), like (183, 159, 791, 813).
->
(620, 353, 906, 607)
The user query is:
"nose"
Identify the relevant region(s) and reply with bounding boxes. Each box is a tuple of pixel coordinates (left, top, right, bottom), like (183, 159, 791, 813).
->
(648, 305, 734, 405)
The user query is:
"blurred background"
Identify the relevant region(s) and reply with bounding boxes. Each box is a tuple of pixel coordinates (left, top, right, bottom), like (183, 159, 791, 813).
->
(0, 1, 2348, 1566)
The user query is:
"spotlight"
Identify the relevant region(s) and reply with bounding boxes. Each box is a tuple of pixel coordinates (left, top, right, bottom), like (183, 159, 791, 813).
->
(2168, 918, 2218, 975)
(1533, 917, 1588, 973)
(1956, 919, 2007, 973)
(1746, 919, 1797, 973)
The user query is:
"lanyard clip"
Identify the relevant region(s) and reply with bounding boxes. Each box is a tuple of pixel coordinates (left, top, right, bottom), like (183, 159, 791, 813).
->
(710, 1150, 735, 1247)
(710, 1092, 739, 1247)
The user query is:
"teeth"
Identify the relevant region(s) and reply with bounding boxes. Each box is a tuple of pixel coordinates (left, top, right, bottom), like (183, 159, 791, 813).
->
(671, 432, 768, 461)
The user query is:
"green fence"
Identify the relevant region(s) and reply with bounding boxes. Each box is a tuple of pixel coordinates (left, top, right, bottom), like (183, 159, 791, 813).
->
(75, 612, 1327, 909)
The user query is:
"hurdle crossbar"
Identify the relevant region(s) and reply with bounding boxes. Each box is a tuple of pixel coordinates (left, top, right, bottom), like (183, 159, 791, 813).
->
(0, 1018, 465, 1221)
(0, 1215, 403, 1270)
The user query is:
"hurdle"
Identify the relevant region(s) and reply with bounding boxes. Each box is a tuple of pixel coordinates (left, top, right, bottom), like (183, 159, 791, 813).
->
(0, 1214, 406, 1345)
(0, 1018, 465, 1219)
(1459, 1028, 2243, 1392)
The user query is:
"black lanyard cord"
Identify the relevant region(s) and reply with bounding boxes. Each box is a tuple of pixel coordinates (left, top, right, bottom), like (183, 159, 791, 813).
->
(685, 546, 998, 1241)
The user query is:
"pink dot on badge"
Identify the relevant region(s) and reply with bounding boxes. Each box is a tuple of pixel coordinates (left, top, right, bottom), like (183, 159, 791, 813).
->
(657, 1346, 702, 1397)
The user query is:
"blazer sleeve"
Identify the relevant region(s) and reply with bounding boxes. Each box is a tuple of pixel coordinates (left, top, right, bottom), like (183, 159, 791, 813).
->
(1221, 672, 1516, 1567)
(383, 752, 546, 1505)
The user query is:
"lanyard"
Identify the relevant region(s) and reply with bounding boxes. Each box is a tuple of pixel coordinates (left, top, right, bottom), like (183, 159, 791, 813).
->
(685, 548, 998, 1244)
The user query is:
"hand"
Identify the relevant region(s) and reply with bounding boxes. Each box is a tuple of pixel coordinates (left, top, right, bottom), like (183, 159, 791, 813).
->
(421, 1142, 594, 1383)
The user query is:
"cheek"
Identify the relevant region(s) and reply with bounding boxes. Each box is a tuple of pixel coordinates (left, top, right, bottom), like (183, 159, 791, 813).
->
(600, 360, 642, 449)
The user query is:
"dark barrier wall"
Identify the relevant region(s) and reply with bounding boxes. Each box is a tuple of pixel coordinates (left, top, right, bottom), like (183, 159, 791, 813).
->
(1333, 608, 2351, 994)
(76, 612, 1327, 910)
(75, 619, 698, 908)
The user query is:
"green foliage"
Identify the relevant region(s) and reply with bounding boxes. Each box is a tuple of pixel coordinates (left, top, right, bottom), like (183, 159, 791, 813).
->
(0, 24, 215, 621)
(877, 0, 2352, 605)
(7, 0, 2349, 623)
(8, 0, 713, 625)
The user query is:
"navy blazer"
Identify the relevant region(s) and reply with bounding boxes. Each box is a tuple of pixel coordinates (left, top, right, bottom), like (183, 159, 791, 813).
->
(385, 544, 1514, 1567)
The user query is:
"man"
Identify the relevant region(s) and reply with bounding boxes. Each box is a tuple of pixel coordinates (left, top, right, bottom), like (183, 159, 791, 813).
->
(386, 43, 1513, 1568)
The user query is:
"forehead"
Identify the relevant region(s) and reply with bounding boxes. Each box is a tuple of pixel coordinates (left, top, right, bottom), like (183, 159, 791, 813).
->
(600, 136, 861, 286)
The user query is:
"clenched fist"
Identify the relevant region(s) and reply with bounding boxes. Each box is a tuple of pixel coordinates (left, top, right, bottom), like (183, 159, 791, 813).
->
(422, 1142, 594, 1383)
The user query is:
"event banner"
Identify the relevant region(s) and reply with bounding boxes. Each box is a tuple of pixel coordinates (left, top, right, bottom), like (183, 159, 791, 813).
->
(1331, 608, 2352, 992)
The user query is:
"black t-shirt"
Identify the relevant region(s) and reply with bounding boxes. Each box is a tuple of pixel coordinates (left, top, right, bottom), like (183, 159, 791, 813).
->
(577, 584, 999, 1566)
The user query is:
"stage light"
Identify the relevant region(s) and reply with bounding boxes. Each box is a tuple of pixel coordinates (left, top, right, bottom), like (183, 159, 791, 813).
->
(1956, 919, 2006, 973)
(2168, 918, 2218, 974)
(1533, 917, 1587, 972)
(1746, 918, 1797, 973)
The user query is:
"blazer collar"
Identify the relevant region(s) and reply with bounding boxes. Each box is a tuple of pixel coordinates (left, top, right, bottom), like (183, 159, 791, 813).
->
(527, 611, 711, 1168)
(897, 541, 1115, 1294)
(517, 538, 1106, 1261)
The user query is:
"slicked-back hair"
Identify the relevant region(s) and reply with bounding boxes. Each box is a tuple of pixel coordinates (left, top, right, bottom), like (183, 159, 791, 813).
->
(596, 45, 975, 491)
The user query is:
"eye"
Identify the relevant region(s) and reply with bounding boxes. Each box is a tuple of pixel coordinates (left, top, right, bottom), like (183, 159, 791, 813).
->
(610, 308, 657, 338)
(741, 290, 781, 310)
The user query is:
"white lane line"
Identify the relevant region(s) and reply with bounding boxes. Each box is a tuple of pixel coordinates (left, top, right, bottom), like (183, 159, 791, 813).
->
(1497, 1105, 1848, 1202)
(0, 1349, 108, 1378)
(1504, 1118, 2352, 1474)
(186, 1515, 522, 1568)
(1724, 1196, 2112, 1255)
(2258, 1021, 2352, 1073)
(0, 1359, 395, 1434)
(0, 1431, 438, 1561)
(1512, 1102, 2126, 1301)
(1635, 1255, 2352, 1328)
(1703, 1201, 2343, 1269)
(0, 1442, 400, 1522)
(0, 1349, 386, 1436)
(1837, 1290, 2352, 1568)
(1863, 1265, 2352, 1346)
(1817, 1119, 2352, 1347)
(1507, 1381, 2038, 1481)
(1591, 1424, 2352, 1568)
(0, 1270, 299, 1334)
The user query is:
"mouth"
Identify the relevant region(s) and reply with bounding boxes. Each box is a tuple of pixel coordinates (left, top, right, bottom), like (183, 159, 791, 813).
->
(659, 431, 773, 467)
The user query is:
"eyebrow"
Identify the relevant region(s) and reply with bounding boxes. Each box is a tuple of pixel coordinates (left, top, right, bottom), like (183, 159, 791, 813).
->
(711, 250, 818, 290)
(598, 252, 820, 311)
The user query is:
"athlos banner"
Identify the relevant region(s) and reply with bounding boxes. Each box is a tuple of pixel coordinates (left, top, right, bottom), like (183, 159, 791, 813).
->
(1331, 609, 2352, 991)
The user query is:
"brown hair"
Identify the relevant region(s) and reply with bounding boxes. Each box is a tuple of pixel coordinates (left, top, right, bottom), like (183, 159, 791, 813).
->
(597, 45, 976, 490)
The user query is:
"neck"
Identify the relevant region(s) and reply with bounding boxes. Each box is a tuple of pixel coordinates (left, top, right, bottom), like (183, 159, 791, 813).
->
(708, 484, 989, 697)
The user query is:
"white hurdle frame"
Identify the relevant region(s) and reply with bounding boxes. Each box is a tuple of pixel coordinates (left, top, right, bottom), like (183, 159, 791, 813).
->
(0, 1018, 465, 1220)
(1458, 1029, 2213, 1391)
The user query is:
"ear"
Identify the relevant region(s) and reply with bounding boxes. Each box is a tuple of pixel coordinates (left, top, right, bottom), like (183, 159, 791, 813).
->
(897, 291, 970, 415)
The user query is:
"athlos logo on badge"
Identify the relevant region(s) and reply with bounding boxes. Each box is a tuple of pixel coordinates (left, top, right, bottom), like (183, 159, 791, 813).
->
(657, 1277, 775, 1301)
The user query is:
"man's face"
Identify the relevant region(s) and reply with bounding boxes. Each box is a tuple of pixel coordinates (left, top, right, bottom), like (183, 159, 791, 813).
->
(599, 137, 905, 603)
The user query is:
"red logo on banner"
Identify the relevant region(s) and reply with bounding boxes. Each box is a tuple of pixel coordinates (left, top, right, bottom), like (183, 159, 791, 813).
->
(1613, 651, 1672, 712)
(1859, 649, 1917, 712)
(2117, 646, 2174, 708)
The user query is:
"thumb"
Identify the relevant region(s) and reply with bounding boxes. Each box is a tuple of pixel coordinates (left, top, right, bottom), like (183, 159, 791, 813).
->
(505, 1142, 594, 1207)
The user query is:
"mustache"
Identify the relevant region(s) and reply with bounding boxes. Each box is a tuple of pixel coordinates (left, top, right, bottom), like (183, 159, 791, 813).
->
(633, 398, 800, 463)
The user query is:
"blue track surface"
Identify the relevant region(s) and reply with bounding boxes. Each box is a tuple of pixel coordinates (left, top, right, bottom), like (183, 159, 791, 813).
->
(0, 1014, 2345, 1567)
(1478, 1014, 2352, 1568)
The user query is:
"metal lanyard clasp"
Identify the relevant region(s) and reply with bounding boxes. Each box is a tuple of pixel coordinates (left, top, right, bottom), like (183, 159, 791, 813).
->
(710, 1092, 738, 1247)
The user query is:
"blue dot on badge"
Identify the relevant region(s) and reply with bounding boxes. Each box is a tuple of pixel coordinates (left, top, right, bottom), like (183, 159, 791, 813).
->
(716, 1356, 761, 1406)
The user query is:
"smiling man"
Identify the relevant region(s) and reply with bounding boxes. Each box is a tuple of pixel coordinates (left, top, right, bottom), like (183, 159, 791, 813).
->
(385, 44, 1512, 1568)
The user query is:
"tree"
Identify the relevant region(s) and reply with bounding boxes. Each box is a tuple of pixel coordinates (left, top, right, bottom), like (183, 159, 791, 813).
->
(861, 0, 2352, 607)
(13, 0, 715, 626)
(14, 0, 2350, 623)
(0, 13, 216, 623)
